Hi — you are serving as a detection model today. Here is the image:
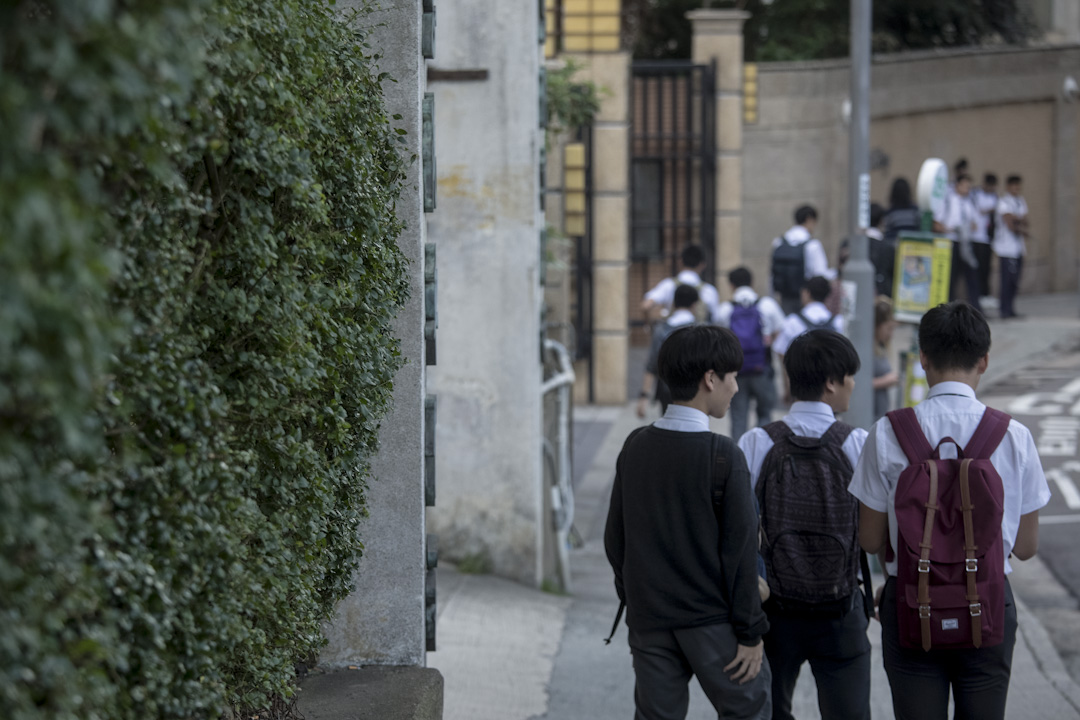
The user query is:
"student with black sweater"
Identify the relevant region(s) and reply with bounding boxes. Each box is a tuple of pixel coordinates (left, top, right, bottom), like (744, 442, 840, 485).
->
(605, 325, 771, 720)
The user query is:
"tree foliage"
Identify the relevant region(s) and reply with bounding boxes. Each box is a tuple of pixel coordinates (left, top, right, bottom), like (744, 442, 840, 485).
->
(1, 1, 408, 718)
(623, 0, 1035, 61)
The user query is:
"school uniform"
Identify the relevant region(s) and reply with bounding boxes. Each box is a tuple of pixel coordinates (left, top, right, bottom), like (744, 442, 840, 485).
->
(943, 190, 981, 311)
(848, 382, 1051, 720)
(971, 188, 998, 299)
(606, 405, 772, 720)
(716, 287, 787, 441)
(994, 194, 1028, 318)
(771, 302, 845, 357)
(740, 403, 871, 720)
(770, 226, 835, 314)
(644, 269, 722, 322)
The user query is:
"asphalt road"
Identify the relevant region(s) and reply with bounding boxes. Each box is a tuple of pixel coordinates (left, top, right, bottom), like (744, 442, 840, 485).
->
(982, 343, 1080, 678)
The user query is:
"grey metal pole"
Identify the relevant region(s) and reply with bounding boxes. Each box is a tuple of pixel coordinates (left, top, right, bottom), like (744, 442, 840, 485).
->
(846, 0, 875, 429)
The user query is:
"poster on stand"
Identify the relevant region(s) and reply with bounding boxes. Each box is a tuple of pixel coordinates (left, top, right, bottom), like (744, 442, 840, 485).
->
(893, 233, 952, 324)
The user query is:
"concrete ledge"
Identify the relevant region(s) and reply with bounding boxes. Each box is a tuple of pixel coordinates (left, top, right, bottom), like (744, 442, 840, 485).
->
(298, 667, 443, 720)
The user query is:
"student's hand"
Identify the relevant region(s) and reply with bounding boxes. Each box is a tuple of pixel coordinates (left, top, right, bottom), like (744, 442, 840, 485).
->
(873, 584, 885, 622)
(724, 642, 764, 684)
(635, 397, 648, 419)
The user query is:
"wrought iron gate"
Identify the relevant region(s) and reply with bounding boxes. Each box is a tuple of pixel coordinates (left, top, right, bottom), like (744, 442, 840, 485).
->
(629, 60, 716, 342)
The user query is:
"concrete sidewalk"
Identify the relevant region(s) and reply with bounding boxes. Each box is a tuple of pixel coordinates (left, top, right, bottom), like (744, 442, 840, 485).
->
(428, 292, 1080, 720)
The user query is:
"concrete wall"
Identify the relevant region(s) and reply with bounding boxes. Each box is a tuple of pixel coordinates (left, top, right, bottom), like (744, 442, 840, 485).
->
(741, 45, 1080, 298)
(426, 1, 545, 585)
(321, 0, 428, 667)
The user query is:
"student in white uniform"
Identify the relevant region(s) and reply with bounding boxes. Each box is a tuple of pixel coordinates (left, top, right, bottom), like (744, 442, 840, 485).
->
(770, 205, 835, 315)
(971, 173, 999, 308)
(943, 174, 980, 312)
(994, 175, 1028, 320)
(773, 277, 845, 404)
(642, 244, 721, 322)
(849, 301, 1050, 720)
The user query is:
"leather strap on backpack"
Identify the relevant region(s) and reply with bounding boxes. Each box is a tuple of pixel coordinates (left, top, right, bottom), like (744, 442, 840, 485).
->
(958, 458, 983, 648)
(918, 460, 941, 651)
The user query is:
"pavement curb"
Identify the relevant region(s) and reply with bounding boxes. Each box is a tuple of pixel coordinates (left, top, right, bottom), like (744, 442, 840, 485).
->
(1016, 596, 1080, 713)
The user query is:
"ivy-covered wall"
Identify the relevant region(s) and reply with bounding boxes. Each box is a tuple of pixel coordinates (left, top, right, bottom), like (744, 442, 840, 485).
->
(0, 1, 408, 717)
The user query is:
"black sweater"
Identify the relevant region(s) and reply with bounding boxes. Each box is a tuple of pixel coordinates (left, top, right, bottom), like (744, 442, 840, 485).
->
(604, 427, 769, 645)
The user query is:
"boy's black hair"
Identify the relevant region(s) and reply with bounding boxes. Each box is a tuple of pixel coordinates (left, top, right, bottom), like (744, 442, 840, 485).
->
(1006, 174, 1022, 186)
(681, 244, 706, 269)
(889, 177, 914, 209)
(794, 205, 818, 225)
(954, 157, 968, 175)
(673, 283, 699, 310)
(728, 266, 752, 288)
(918, 301, 991, 372)
(802, 276, 831, 303)
(657, 325, 743, 402)
(984, 172, 998, 186)
(869, 202, 886, 228)
(956, 173, 972, 185)
(784, 329, 860, 401)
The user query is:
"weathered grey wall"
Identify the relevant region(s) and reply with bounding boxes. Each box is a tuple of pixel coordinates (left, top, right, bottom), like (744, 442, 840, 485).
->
(426, 2, 545, 584)
(320, 0, 428, 667)
(741, 45, 1080, 296)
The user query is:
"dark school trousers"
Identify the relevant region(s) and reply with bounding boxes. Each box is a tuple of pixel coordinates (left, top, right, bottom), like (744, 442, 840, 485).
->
(880, 577, 1017, 720)
(729, 369, 776, 442)
(949, 242, 983, 313)
(764, 595, 871, 720)
(628, 622, 772, 720)
(999, 256, 1023, 318)
(973, 242, 992, 297)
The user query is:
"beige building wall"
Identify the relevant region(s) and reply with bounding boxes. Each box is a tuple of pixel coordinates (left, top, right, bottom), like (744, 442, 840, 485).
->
(742, 45, 1080, 297)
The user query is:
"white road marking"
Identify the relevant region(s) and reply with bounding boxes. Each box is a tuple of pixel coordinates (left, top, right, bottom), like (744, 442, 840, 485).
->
(1046, 468, 1080, 510)
(1038, 514, 1080, 525)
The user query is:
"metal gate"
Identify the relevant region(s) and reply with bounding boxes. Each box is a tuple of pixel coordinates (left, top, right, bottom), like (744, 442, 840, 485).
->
(629, 61, 716, 343)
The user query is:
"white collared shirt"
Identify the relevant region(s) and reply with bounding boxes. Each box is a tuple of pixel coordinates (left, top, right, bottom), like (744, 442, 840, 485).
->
(772, 301, 846, 356)
(848, 381, 1051, 576)
(771, 225, 835, 282)
(972, 187, 998, 244)
(994, 193, 1028, 259)
(739, 401, 868, 491)
(653, 404, 711, 433)
(715, 286, 787, 337)
(943, 190, 978, 242)
(644, 269, 722, 322)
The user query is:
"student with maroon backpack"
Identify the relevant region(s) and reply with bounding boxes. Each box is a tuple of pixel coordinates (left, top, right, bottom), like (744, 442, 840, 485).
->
(849, 301, 1050, 720)
(739, 329, 872, 720)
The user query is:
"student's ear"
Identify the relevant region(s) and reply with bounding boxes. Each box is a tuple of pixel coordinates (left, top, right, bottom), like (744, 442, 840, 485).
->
(976, 353, 989, 375)
(702, 370, 717, 393)
(919, 349, 930, 372)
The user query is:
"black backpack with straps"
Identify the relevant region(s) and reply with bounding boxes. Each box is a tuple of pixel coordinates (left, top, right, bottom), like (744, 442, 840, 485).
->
(756, 421, 873, 619)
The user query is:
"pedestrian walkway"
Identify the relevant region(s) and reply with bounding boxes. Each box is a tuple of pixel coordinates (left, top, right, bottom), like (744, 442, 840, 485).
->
(429, 293, 1080, 720)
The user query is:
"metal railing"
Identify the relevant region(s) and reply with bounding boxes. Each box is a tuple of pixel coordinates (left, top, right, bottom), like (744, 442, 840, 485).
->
(541, 338, 575, 592)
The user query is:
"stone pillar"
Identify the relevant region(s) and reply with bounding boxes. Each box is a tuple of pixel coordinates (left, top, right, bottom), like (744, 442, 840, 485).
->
(1053, 93, 1078, 292)
(425, 0, 545, 586)
(687, 10, 750, 282)
(320, 0, 428, 667)
(573, 51, 632, 405)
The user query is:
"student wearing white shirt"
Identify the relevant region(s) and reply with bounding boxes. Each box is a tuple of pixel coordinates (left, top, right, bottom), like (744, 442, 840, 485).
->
(642, 244, 722, 322)
(971, 173, 999, 307)
(715, 267, 787, 441)
(637, 285, 700, 419)
(849, 302, 1050, 720)
(739, 330, 871, 720)
(773, 277, 845, 404)
(943, 175, 981, 312)
(994, 175, 1028, 319)
(770, 206, 835, 315)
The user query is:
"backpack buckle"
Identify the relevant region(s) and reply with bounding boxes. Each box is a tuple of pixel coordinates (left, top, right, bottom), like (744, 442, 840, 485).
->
(919, 605, 931, 619)
(969, 603, 982, 617)
(965, 559, 978, 573)
(917, 559, 931, 573)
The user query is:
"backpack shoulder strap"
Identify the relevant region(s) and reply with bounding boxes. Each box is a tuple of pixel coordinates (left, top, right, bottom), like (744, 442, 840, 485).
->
(797, 311, 812, 328)
(886, 408, 934, 464)
(821, 420, 856, 448)
(762, 420, 794, 444)
(964, 407, 1012, 460)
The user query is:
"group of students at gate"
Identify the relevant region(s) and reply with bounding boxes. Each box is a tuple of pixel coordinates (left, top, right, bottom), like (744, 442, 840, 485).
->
(605, 301, 1051, 720)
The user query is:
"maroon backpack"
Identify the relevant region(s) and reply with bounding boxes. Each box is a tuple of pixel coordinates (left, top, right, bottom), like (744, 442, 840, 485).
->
(887, 407, 1010, 651)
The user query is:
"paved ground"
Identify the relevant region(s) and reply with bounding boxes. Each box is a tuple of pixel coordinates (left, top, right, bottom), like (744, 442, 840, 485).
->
(429, 292, 1080, 719)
